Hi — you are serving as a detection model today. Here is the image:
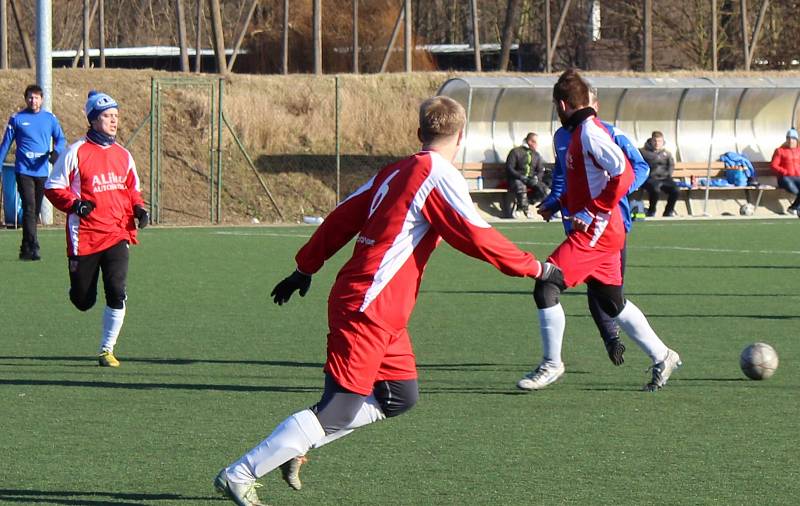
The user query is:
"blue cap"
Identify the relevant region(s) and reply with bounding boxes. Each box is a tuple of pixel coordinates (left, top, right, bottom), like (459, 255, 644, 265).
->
(85, 90, 118, 121)
(787, 128, 798, 140)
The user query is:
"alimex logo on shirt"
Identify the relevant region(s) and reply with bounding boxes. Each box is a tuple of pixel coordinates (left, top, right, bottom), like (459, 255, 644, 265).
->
(92, 171, 127, 193)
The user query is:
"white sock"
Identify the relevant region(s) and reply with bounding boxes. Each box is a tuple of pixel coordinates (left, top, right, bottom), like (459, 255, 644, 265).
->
(615, 300, 669, 363)
(227, 409, 325, 483)
(99, 305, 125, 353)
(539, 304, 565, 366)
(311, 394, 386, 449)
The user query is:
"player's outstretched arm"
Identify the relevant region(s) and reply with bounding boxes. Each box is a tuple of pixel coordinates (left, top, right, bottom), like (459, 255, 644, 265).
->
(271, 269, 312, 305)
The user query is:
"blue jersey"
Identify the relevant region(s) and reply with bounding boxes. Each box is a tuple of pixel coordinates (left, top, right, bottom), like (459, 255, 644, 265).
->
(544, 121, 649, 232)
(0, 108, 67, 177)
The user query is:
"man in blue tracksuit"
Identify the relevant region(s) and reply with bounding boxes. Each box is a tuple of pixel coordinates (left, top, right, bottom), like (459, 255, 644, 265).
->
(537, 90, 649, 366)
(0, 84, 67, 260)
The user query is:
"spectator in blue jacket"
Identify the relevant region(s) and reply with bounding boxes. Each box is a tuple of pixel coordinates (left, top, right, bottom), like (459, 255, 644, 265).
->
(0, 84, 67, 260)
(537, 88, 649, 366)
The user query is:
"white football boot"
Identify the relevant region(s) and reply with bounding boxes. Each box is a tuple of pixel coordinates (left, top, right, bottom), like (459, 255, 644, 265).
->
(213, 468, 266, 506)
(643, 349, 682, 392)
(517, 362, 565, 390)
(280, 455, 307, 490)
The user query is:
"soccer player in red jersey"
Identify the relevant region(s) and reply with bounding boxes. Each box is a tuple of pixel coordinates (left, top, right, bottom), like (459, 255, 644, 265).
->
(213, 96, 563, 505)
(516, 70, 681, 393)
(45, 91, 149, 368)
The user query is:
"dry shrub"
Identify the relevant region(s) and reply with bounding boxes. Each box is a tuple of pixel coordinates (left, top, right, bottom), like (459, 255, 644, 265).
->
(241, 0, 436, 74)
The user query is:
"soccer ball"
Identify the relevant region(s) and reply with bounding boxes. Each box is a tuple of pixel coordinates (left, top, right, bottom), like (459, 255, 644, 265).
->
(739, 203, 755, 216)
(739, 342, 779, 380)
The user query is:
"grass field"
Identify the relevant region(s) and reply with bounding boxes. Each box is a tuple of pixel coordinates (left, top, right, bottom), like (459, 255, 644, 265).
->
(1, 219, 798, 505)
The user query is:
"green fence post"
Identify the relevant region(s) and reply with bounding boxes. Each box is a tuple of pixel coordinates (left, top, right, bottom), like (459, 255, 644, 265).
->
(335, 75, 341, 203)
(216, 78, 224, 224)
(209, 81, 216, 223)
(149, 78, 156, 220)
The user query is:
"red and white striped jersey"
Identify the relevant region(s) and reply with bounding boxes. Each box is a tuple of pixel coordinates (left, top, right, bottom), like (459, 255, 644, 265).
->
(45, 138, 144, 257)
(563, 116, 633, 251)
(296, 150, 541, 332)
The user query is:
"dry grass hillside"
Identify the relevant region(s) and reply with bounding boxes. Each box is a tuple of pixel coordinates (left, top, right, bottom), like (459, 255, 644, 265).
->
(0, 69, 446, 224)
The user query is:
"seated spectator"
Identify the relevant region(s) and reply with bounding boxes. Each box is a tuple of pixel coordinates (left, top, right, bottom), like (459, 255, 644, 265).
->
(639, 131, 678, 217)
(504, 132, 548, 218)
(769, 128, 800, 215)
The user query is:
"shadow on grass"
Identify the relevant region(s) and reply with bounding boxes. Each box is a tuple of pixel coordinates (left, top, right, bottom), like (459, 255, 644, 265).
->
(0, 377, 319, 393)
(626, 264, 800, 270)
(644, 313, 800, 320)
(0, 488, 215, 505)
(0, 355, 323, 368)
(423, 289, 797, 299)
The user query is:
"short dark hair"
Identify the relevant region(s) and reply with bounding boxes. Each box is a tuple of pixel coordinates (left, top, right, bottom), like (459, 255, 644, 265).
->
(24, 84, 43, 98)
(525, 132, 537, 142)
(418, 96, 465, 144)
(651, 131, 664, 139)
(552, 69, 590, 110)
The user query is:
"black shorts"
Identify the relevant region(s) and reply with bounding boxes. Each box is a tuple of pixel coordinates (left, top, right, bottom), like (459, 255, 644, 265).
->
(68, 240, 129, 311)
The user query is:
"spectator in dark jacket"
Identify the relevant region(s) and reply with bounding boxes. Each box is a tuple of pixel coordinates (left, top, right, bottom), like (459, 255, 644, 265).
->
(639, 131, 678, 217)
(505, 132, 548, 218)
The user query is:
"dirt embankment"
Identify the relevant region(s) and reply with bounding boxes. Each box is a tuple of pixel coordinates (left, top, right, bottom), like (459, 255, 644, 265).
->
(0, 68, 447, 225)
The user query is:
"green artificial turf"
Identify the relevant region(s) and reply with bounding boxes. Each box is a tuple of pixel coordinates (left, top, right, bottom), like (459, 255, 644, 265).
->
(1, 219, 798, 505)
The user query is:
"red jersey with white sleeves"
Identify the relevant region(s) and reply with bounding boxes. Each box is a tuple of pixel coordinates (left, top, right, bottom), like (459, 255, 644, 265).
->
(296, 150, 540, 332)
(563, 115, 633, 252)
(45, 138, 144, 257)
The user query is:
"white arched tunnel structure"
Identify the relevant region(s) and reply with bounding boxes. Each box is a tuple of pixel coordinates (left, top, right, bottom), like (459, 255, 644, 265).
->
(437, 76, 800, 168)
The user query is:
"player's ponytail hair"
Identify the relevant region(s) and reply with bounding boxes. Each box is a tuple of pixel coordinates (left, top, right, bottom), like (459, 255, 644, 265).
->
(418, 96, 465, 144)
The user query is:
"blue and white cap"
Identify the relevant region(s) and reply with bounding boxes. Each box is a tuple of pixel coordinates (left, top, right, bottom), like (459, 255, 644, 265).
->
(787, 128, 798, 140)
(85, 90, 118, 121)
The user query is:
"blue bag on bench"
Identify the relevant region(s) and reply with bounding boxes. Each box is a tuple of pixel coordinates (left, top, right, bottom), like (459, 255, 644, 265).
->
(725, 169, 748, 187)
(720, 152, 755, 186)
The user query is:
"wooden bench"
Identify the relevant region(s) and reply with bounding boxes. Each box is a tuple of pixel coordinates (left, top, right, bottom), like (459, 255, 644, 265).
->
(458, 160, 788, 217)
(458, 162, 509, 194)
(669, 161, 780, 214)
(458, 161, 555, 217)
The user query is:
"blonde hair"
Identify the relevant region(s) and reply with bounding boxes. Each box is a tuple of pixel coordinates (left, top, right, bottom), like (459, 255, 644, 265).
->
(418, 96, 465, 144)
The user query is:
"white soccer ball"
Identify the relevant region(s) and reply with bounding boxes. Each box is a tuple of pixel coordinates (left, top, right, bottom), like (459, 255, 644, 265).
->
(739, 203, 755, 216)
(739, 342, 779, 380)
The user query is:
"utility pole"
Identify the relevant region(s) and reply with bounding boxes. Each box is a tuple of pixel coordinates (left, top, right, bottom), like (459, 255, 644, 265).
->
(470, 0, 481, 71)
(1, 0, 7, 69)
(282, 0, 288, 74)
(98, 0, 105, 68)
(643, 0, 653, 71)
(194, 0, 202, 72)
(712, 0, 718, 71)
(207, 0, 227, 74)
(545, 0, 551, 72)
(313, 0, 321, 74)
(740, 0, 749, 70)
(352, 0, 358, 73)
(176, 0, 189, 72)
(35, 0, 53, 224)
(404, 0, 411, 71)
(83, 0, 90, 68)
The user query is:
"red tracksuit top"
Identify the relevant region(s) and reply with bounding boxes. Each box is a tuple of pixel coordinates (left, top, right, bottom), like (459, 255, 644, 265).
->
(45, 137, 144, 257)
(295, 150, 541, 332)
(562, 116, 633, 251)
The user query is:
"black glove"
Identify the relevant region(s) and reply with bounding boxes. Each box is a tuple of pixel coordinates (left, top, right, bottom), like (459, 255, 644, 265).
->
(271, 270, 312, 305)
(537, 261, 565, 289)
(525, 176, 538, 187)
(71, 199, 95, 218)
(48, 150, 59, 164)
(134, 205, 150, 229)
